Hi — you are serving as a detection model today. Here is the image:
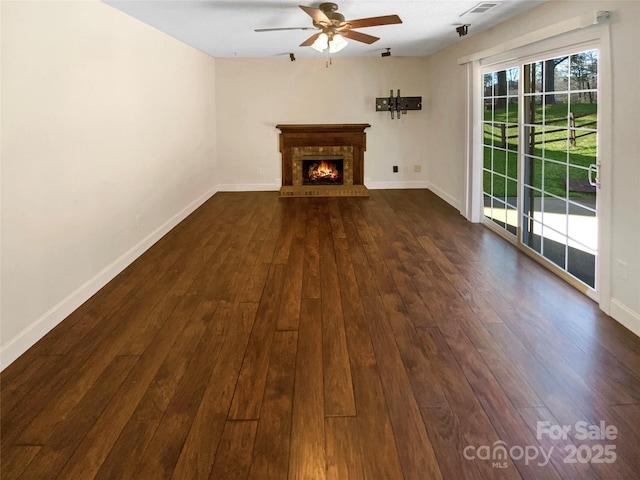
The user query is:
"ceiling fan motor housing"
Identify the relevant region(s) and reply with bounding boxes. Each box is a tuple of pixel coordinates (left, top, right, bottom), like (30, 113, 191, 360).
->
(315, 2, 345, 28)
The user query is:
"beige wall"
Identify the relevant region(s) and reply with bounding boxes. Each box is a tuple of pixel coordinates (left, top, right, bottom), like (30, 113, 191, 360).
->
(214, 56, 432, 193)
(422, 1, 640, 331)
(1, 0, 217, 366)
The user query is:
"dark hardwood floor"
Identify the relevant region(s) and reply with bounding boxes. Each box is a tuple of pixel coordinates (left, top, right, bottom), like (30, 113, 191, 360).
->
(2, 189, 639, 480)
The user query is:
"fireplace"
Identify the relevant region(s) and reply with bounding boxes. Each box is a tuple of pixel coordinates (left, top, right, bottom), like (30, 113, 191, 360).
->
(277, 124, 370, 197)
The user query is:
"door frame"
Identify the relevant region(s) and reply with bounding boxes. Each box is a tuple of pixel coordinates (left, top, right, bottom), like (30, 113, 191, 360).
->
(461, 22, 612, 312)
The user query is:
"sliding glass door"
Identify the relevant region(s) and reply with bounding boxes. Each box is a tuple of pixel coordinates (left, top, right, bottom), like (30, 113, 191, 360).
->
(483, 66, 519, 236)
(482, 49, 599, 290)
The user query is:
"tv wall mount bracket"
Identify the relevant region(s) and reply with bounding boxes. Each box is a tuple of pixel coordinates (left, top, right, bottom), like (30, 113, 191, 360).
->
(376, 89, 422, 119)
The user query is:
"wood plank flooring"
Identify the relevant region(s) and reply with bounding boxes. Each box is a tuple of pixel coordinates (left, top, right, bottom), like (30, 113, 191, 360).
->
(2, 189, 639, 480)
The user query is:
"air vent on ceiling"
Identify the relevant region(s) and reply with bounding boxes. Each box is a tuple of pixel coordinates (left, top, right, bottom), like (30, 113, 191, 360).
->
(460, 2, 501, 17)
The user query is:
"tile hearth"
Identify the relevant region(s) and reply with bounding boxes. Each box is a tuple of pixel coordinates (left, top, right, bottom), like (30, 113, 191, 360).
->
(279, 185, 370, 197)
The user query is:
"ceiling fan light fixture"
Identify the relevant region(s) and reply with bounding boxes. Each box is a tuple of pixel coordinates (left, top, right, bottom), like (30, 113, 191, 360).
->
(329, 33, 348, 53)
(266, 4, 400, 53)
(311, 33, 329, 52)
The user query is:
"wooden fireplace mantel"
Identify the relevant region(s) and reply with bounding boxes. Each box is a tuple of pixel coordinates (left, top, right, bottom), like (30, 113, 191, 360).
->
(276, 123, 371, 136)
(276, 124, 370, 188)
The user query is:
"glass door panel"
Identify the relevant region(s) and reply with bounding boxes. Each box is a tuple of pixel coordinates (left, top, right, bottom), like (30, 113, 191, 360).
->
(482, 67, 519, 236)
(521, 50, 598, 289)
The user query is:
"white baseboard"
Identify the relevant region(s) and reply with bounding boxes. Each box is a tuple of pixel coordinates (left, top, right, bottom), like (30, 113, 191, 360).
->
(610, 298, 640, 338)
(216, 183, 278, 192)
(0, 186, 218, 370)
(366, 180, 430, 190)
(218, 180, 432, 193)
(426, 182, 462, 211)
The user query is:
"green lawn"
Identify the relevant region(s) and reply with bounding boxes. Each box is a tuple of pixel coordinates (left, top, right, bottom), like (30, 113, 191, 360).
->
(483, 102, 597, 199)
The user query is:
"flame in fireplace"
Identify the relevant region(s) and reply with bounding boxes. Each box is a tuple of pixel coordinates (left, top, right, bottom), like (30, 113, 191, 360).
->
(308, 160, 340, 181)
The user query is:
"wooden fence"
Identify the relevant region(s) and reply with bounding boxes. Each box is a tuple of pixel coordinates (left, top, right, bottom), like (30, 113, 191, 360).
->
(484, 112, 597, 148)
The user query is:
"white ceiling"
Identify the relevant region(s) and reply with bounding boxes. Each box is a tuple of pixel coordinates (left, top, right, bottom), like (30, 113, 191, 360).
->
(103, 0, 546, 58)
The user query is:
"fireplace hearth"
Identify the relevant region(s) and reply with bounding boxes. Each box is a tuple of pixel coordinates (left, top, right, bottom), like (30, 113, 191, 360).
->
(277, 124, 370, 197)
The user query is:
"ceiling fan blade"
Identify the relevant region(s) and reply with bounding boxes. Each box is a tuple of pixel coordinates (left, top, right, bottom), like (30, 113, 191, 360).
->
(343, 14, 402, 29)
(255, 27, 317, 32)
(300, 32, 322, 47)
(299, 5, 331, 25)
(341, 30, 380, 45)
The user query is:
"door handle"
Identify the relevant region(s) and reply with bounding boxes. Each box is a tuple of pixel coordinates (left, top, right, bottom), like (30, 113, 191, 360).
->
(588, 163, 601, 188)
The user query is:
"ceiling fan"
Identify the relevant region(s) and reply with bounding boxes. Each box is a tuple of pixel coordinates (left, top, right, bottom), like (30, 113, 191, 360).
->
(254, 2, 402, 53)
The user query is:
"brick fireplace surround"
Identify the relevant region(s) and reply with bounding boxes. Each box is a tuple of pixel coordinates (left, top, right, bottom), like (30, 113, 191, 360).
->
(276, 124, 370, 197)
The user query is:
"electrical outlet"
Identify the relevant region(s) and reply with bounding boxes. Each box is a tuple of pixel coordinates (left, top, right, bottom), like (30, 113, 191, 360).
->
(257, 167, 262, 175)
(393, 166, 398, 173)
(616, 260, 628, 280)
(135, 214, 142, 229)
(414, 165, 421, 173)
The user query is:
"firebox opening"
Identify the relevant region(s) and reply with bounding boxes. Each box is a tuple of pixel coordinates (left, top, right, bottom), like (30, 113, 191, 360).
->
(302, 157, 344, 185)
